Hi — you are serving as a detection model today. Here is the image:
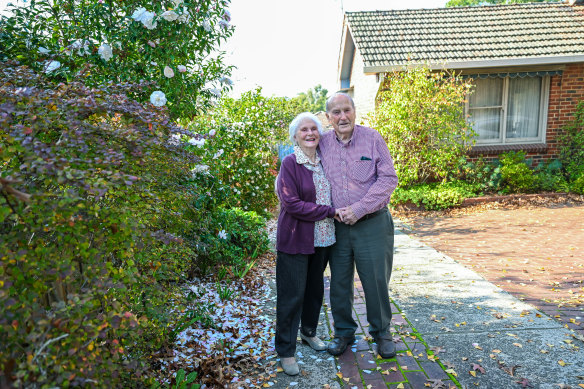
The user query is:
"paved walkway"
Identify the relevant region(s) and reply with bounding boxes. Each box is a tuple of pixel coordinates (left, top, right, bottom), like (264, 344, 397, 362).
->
(402, 203, 584, 337)
(318, 222, 584, 389)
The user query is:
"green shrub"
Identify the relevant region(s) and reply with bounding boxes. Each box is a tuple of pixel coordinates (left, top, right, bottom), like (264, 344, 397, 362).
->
(369, 66, 475, 186)
(570, 173, 584, 195)
(0, 61, 216, 387)
(452, 157, 502, 194)
(534, 159, 569, 192)
(189, 88, 293, 215)
(558, 101, 584, 183)
(392, 181, 481, 210)
(499, 151, 537, 194)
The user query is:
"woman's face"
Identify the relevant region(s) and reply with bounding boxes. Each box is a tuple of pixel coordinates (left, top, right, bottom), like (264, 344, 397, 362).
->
(294, 119, 320, 151)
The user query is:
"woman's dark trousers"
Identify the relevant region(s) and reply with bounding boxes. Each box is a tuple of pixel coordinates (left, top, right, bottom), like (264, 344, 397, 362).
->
(275, 247, 329, 357)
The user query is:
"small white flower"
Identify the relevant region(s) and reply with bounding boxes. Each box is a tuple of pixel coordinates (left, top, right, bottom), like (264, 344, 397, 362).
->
(177, 65, 187, 73)
(161, 10, 179, 21)
(164, 66, 175, 78)
(218, 230, 227, 240)
(203, 19, 211, 32)
(209, 88, 221, 98)
(98, 43, 113, 61)
(177, 10, 190, 23)
(147, 40, 156, 48)
(150, 90, 167, 107)
(192, 164, 209, 174)
(219, 20, 230, 30)
(188, 138, 205, 148)
(209, 129, 216, 136)
(213, 149, 224, 159)
(44, 60, 61, 73)
(150, 61, 158, 66)
(38, 46, 50, 54)
(219, 76, 233, 86)
(223, 9, 231, 22)
(70, 39, 91, 56)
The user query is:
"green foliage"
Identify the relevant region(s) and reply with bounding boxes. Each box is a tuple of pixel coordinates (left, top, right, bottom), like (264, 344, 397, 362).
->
(189, 88, 296, 214)
(570, 173, 584, 195)
(152, 369, 200, 389)
(534, 160, 569, 192)
(0, 61, 207, 386)
(0, 0, 234, 119)
(391, 181, 481, 210)
(369, 66, 475, 186)
(499, 151, 537, 193)
(558, 101, 584, 183)
(446, 0, 553, 7)
(453, 157, 503, 194)
(295, 84, 328, 113)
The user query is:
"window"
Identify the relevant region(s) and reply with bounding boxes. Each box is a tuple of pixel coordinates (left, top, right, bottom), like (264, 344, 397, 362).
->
(467, 76, 549, 145)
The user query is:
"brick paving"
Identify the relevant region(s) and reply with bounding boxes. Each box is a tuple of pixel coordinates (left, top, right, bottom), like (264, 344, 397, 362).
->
(322, 276, 459, 388)
(398, 201, 584, 336)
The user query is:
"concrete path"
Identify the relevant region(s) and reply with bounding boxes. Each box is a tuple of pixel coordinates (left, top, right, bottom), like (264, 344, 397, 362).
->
(318, 223, 584, 388)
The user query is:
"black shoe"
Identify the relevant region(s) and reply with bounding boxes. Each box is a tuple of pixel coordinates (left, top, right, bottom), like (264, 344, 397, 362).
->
(376, 336, 396, 358)
(327, 336, 355, 356)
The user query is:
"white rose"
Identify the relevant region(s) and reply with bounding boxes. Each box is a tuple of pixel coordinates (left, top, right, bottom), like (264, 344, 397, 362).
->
(209, 129, 216, 136)
(131, 7, 148, 21)
(161, 10, 179, 21)
(141, 12, 157, 29)
(150, 90, 167, 107)
(177, 65, 187, 73)
(98, 43, 113, 61)
(164, 66, 175, 78)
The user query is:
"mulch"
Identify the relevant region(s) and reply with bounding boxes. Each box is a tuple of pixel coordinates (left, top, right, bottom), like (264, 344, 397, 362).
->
(392, 193, 584, 336)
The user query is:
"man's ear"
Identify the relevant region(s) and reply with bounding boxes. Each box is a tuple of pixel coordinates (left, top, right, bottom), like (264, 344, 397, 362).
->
(325, 113, 331, 123)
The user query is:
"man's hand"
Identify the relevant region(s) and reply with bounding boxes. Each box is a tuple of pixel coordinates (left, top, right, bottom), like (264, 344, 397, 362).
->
(339, 206, 358, 225)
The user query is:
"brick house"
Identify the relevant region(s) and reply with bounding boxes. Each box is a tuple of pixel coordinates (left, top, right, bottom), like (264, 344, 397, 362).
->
(338, 1, 584, 163)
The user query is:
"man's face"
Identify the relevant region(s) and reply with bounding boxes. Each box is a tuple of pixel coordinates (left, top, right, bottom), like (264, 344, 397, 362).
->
(326, 95, 356, 140)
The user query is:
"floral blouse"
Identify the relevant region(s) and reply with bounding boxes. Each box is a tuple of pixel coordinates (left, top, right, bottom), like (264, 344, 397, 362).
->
(294, 145, 335, 247)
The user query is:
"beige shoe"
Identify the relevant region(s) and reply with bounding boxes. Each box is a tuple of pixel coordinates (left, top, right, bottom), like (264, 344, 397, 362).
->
(280, 357, 299, 376)
(299, 332, 326, 351)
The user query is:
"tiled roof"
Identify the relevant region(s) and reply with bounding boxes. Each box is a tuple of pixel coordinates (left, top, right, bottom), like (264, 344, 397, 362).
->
(346, 3, 584, 70)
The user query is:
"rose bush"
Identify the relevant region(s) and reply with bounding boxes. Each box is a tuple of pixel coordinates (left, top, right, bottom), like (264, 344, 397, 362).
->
(0, 0, 234, 119)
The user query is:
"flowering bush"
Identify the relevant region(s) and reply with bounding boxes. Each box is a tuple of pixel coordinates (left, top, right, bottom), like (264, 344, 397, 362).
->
(189, 88, 301, 215)
(0, 0, 234, 118)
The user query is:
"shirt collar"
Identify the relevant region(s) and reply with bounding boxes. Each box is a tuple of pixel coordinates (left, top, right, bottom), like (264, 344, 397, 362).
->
(294, 145, 320, 165)
(334, 125, 358, 145)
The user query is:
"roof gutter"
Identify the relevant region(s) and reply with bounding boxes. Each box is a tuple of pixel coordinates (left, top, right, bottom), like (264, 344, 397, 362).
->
(363, 55, 584, 74)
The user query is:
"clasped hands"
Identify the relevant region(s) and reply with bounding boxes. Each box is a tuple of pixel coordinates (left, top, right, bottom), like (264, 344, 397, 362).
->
(334, 206, 358, 225)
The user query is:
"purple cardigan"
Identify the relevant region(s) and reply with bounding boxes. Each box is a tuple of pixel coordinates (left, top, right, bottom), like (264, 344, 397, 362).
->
(276, 154, 336, 255)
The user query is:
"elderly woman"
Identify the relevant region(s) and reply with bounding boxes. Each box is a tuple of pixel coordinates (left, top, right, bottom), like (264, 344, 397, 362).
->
(275, 112, 340, 376)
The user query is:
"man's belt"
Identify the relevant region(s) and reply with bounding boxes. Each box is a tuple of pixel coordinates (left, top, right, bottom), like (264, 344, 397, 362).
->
(355, 208, 387, 224)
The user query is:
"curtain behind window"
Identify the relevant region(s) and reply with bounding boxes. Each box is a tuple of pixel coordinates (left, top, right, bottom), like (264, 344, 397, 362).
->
(506, 77, 541, 139)
(469, 78, 503, 140)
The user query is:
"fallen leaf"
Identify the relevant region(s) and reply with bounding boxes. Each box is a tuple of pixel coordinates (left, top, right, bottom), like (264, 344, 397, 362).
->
(516, 378, 534, 388)
(513, 343, 523, 348)
(558, 360, 567, 366)
(471, 363, 486, 374)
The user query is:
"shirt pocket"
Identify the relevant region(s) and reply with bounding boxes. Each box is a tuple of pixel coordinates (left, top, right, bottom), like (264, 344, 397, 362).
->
(350, 160, 375, 183)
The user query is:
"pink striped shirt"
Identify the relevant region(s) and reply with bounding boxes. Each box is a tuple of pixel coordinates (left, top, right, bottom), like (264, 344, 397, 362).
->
(318, 125, 398, 220)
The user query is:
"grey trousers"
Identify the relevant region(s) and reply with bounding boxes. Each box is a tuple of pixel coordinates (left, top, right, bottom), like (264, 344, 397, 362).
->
(329, 209, 394, 339)
(275, 247, 330, 357)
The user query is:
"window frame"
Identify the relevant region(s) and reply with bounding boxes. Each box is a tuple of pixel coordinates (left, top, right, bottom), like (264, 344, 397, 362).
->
(465, 75, 550, 146)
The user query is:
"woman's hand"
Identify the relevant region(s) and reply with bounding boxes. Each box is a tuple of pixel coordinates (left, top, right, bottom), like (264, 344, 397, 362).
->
(334, 209, 344, 223)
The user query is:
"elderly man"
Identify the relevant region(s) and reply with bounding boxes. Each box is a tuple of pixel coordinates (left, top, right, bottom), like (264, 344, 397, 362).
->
(318, 92, 398, 358)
